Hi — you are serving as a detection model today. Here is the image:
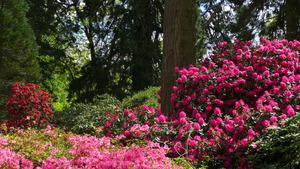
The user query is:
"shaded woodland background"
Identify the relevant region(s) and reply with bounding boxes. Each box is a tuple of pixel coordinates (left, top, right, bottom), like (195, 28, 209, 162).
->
(1, 0, 299, 116)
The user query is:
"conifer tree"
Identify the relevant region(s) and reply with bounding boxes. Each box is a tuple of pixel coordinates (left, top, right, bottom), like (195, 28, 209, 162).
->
(0, 0, 40, 117)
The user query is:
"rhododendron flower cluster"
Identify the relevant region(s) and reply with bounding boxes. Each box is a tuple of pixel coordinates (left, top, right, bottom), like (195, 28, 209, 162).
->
(99, 105, 160, 138)
(164, 38, 300, 167)
(6, 83, 54, 128)
(129, 124, 150, 136)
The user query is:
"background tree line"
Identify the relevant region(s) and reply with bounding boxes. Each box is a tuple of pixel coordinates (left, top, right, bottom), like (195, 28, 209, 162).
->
(0, 0, 299, 116)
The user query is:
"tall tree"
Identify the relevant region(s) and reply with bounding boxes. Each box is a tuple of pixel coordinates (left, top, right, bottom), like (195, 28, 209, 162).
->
(108, 0, 163, 93)
(25, 0, 81, 109)
(68, 0, 163, 102)
(0, 0, 40, 116)
(126, 0, 162, 92)
(161, 0, 196, 116)
(67, 0, 115, 102)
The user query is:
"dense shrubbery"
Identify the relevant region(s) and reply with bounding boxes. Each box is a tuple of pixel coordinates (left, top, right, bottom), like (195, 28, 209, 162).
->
(1, 126, 72, 166)
(1, 38, 299, 168)
(54, 90, 160, 135)
(0, 144, 34, 168)
(53, 94, 121, 134)
(41, 136, 179, 169)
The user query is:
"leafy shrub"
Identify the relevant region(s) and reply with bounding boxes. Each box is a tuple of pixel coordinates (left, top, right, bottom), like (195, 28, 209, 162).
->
(93, 93, 122, 108)
(248, 113, 300, 168)
(158, 38, 300, 168)
(5, 83, 54, 128)
(52, 101, 71, 112)
(121, 86, 160, 109)
(54, 94, 121, 134)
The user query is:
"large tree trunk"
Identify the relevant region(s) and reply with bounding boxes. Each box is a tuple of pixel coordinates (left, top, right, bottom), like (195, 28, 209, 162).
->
(161, 0, 196, 116)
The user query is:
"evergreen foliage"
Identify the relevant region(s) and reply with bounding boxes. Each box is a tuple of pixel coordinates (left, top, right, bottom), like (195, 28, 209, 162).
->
(0, 0, 40, 118)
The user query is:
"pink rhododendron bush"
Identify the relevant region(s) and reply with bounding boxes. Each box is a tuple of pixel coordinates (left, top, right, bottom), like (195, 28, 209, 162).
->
(96, 38, 300, 168)
(163, 38, 300, 168)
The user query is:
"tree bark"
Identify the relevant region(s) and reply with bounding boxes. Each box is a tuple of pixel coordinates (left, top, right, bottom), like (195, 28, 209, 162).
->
(161, 0, 196, 116)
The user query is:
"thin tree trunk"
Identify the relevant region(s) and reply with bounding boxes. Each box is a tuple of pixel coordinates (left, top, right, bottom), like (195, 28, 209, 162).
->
(161, 0, 196, 116)
(131, 0, 155, 91)
(0, 0, 3, 57)
(285, 0, 299, 40)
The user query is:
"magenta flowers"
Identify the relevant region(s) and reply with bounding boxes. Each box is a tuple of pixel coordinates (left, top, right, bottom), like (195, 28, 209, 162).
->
(166, 38, 300, 167)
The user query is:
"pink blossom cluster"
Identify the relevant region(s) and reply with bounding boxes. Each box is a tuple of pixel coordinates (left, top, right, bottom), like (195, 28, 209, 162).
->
(40, 135, 180, 169)
(166, 38, 300, 167)
(0, 132, 182, 169)
(0, 138, 8, 146)
(128, 124, 150, 136)
(0, 138, 33, 169)
(100, 105, 159, 138)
